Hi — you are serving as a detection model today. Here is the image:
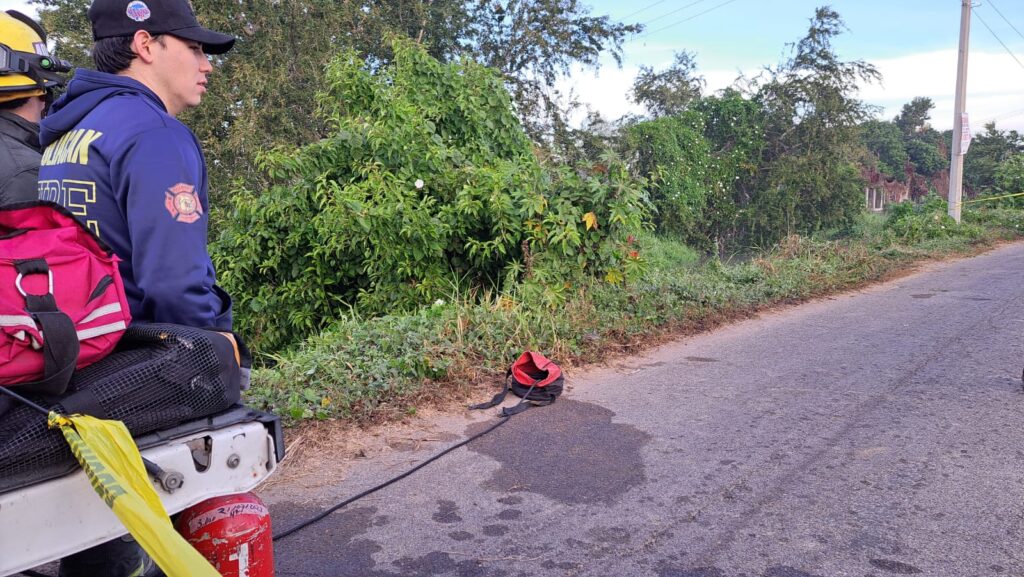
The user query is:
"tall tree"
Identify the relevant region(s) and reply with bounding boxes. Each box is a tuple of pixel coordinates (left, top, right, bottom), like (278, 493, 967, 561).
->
(905, 137, 946, 176)
(894, 96, 934, 136)
(963, 122, 1024, 193)
(466, 0, 641, 152)
(748, 6, 879, 243)
(860, 119, 909, 180)
(631, 51, 705, 118)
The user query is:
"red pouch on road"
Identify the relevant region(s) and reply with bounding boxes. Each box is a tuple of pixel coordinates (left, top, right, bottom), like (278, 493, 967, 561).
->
(470, 351, 564, 416)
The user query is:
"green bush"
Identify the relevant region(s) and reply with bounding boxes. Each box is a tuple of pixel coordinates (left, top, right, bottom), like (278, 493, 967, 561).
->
(625, 112, 717, 246)
(213, 39, 648, 354)
(885, 194, 982, 243)
(246, 304, 457, 421)
(991, 154, 1024, 208)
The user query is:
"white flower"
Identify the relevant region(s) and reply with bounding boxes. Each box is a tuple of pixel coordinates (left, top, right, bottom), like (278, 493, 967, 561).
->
(415, 179, 425, 189)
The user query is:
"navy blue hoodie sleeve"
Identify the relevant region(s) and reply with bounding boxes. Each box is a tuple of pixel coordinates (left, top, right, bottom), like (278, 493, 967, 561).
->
(118, 126, 231, 329)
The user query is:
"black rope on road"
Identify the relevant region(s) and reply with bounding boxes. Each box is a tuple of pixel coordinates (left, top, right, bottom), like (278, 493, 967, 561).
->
(273, 411, 515, 541)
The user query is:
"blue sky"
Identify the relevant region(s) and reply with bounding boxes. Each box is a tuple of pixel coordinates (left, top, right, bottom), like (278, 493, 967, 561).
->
(568, 0, 1024, 132)
(9, 0, 1024, 131)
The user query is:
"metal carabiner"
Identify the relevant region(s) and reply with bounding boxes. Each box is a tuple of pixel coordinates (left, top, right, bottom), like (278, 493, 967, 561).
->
(14, 269, 54, 298)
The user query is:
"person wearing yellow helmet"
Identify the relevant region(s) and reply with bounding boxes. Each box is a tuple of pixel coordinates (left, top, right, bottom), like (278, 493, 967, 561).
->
(0, 9, 69, 206)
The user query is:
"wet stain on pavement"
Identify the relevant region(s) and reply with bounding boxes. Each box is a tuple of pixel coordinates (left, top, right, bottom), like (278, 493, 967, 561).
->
(468, 399, 650, 504)
(910, 294, 934, 299)
(270, 505, 385, 576)
(482, 524, 509, 536)
(432, 499, 463, 523)
(496, 509, 522, 520)
(657, 567, 725, 577)
(869, 558, 923, 574)
(273, 506, 509, 577)
(586, 526, 631, 544)
(686, 357, 719, 363)
(764, 567, 824, 577)
(391, 551, 510, 577)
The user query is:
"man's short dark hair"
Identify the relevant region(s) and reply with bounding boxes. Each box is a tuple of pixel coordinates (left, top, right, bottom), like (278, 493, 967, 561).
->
(0, 97, 31, 111)
(92, 36, 135, 74)
(92, 34, 163, 74)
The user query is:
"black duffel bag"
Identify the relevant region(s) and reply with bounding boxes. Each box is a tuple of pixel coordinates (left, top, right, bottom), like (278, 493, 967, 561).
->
(0, 323, 246, 492)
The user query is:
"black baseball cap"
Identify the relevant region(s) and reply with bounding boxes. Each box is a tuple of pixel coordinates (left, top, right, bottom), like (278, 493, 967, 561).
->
(88, 0, 235, 54)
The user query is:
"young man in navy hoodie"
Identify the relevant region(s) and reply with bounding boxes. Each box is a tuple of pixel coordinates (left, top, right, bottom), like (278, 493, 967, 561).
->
(38, 2, 236, 575)
(38, 0, 235, 333)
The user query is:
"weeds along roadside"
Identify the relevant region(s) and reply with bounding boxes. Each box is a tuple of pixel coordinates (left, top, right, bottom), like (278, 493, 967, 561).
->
(244, 205, 1024, 426)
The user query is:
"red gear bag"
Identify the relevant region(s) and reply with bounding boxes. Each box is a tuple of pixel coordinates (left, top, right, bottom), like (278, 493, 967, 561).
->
(0, 201, 131, 395)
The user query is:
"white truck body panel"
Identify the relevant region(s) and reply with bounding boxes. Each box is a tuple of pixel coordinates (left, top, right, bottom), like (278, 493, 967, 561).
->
(0, 419, 278, 576)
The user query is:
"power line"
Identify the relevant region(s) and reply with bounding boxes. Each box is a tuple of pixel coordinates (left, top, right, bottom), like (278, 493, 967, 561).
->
(641, 0, 713, 27)
(986, 0, 1024, 43)
(974, 9, 1024, 71)
(640, 0, 742, 39)
(620, 0, 673, 22)
(989, 106, 1024, 122)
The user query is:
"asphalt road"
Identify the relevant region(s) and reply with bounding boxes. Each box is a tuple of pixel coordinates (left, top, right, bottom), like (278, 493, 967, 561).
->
(265, 243, 1024, 577)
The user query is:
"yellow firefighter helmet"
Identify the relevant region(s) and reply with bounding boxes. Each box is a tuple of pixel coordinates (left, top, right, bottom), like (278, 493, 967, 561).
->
(0, 10, 69, 104)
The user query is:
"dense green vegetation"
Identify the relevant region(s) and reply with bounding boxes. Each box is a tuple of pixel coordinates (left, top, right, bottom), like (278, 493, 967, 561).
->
(250, 203, 1024, 424)
(31, 1, 1024, 425)
(214, 40, 647, 352)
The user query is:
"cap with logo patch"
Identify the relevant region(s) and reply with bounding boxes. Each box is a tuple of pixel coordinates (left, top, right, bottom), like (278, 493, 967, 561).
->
(88, 0, 235, 54)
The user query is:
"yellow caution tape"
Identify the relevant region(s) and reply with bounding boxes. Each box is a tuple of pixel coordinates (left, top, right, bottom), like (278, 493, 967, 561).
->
(48, 412, 221, 577)
(958, 191, 1024, 206)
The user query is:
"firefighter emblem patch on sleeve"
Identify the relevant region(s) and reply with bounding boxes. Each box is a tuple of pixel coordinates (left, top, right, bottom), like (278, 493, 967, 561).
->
(165, 183, 203, 224)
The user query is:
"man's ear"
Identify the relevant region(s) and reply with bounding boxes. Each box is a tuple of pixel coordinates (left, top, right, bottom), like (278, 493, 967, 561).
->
(130, 30, 159, 64)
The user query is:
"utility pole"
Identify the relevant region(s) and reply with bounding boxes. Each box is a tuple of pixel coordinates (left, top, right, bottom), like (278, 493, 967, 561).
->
(948, 0, 971, 223)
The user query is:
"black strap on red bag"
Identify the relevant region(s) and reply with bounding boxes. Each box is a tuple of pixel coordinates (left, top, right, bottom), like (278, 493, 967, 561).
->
(13, 258, 80, 396)
(470, 351, 564, 417)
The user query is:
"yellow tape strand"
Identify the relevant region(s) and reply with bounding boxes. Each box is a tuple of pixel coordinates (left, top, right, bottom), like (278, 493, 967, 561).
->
(48, 412, 221, 577)
(957, 191, 1024, 207)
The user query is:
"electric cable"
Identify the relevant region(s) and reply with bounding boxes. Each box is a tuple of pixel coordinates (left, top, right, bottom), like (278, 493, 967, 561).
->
(640, 0, 711, 27)
(620, 0, 673, 22)
(974, 8, 1024, 71)
(975, 106, 1024, 130)
(986, 0, 1024, 43)
(639, 0, 742, 39)
(273, 411, 514, 541)
(993, 106, 1024, 121)
(273, 377, 548, 541)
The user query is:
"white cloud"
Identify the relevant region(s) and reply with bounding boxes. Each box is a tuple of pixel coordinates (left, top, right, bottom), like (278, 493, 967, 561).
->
(857, 49, 1024, 133)
(7, 1, 36, 17)
(564, 49, 1024, 134)
(561, 66, 645, 124)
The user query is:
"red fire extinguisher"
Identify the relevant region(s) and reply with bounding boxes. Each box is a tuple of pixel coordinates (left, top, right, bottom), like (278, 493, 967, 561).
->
(176, 492, 274, 577)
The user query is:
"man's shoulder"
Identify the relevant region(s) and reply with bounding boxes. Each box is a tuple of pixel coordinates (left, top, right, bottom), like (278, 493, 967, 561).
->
(0, 130, 41, 179)
(91, 93, 195, 142)
(0, 133, 41, 207)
